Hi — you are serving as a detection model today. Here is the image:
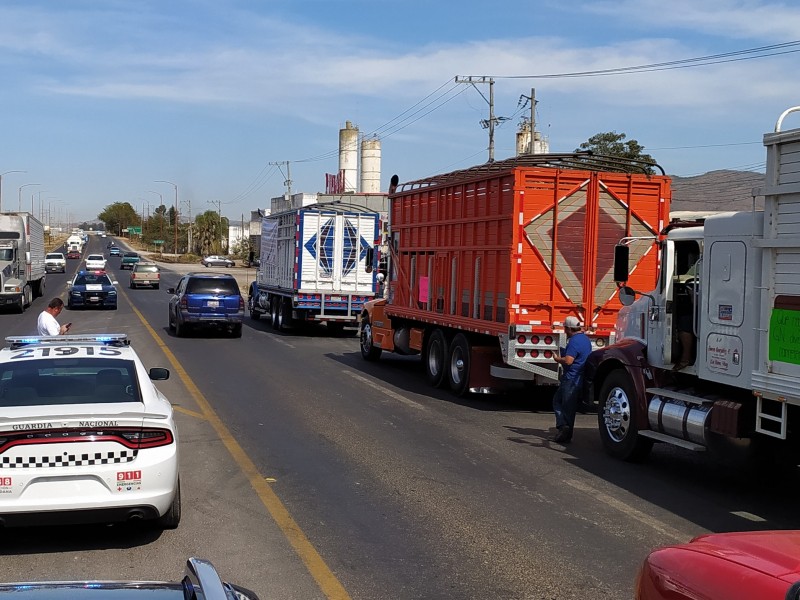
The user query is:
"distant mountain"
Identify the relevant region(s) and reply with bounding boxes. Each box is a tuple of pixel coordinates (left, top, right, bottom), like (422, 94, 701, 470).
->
(669, 170, 765, 212)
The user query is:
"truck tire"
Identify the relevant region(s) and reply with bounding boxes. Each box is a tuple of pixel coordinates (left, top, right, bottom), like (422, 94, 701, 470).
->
(23, 285, 32, 309)
(270, 300, 279, 329)
(597, 369, 653, 462)
(447, 333, 471, 396)
(276, 298, 291, 331)
(248, 295, 260, 321)
(360, 317, 382, 361)
(424, 329, 448, 388)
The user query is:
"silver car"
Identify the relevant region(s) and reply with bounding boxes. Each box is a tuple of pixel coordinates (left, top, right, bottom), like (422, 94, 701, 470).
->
(201, 255, 235, 268)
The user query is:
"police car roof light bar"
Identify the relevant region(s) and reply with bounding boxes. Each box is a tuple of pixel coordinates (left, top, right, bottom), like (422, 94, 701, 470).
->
(5, 334, 130, 348)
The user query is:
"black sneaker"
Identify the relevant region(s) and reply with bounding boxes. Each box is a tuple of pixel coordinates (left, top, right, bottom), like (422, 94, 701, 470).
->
(554, 426, 572, 443)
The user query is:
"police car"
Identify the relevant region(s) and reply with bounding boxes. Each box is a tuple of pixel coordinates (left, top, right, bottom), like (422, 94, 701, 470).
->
(67, 270, 118, 309)
(0, 334, 180, 528)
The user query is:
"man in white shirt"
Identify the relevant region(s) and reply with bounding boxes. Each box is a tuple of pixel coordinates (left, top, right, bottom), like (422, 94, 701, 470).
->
(37, 298, 70, 336)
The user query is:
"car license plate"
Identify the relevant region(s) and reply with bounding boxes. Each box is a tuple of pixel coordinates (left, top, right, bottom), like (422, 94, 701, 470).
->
(207, 300, 219, 308)
(88, 296, 100, 302)
(140, 280, 150, 284)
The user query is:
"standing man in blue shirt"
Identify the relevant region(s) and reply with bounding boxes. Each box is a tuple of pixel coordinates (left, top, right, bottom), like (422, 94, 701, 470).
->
(551, 316, 592, 444)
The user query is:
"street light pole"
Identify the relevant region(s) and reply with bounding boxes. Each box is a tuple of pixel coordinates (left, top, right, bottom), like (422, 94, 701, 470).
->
(155, 181, 178, 255)
(34, 190, 49, 217)
(18, 183, 41, 212)
(0, 170, 25, 213)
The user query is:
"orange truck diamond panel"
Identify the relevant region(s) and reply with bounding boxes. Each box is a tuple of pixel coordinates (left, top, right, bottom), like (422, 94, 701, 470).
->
(386, 166, 670, 335)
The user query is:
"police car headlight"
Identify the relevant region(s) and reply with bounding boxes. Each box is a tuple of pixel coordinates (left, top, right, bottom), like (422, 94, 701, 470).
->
(71, 291, 81, 296)
(108, 290, 117, 295)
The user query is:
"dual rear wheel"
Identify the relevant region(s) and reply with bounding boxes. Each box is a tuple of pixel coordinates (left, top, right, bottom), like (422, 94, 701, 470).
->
(424, 329, 471, 396)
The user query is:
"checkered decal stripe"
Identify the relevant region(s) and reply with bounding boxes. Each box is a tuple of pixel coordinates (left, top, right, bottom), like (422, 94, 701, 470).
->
(0, 450, 137, 469)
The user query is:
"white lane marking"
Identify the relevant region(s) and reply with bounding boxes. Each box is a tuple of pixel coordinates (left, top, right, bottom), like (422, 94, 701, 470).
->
(731, 511, 767, 522)
(342, 371, 426, 410)
(268, 336, 295, 349)
(565, 478, 688, 543)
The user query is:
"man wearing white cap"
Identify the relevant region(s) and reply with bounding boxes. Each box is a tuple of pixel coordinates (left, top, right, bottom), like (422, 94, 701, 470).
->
(551, 316, 592, 443)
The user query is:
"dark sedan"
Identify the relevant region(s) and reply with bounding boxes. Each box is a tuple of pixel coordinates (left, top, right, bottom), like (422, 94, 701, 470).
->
(67, 270, 118, 309)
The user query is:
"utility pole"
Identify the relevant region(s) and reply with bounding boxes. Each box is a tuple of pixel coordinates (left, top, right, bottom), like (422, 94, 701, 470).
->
(455, 76, 506, 162)
(270, 161, 292, 198)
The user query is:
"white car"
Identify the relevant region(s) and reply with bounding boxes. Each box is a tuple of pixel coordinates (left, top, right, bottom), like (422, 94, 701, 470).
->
(0, 334, 180, 528)
(85, 253, 107, 270)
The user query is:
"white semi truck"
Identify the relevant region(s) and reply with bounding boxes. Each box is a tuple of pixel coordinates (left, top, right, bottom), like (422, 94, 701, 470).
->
(587, 106, 800, 462)
(0, 213, 46, 312)
(248, 204, 380, 333)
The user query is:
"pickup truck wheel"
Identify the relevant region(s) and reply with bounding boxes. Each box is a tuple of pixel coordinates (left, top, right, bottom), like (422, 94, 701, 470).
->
(168, 309, 175, 331)
(447, 333, 471, 396)
(231, 324, 242, 338)
(424, 329, 448, 388)
(360, 318, 382, 361)
(597, 370, 653, 462)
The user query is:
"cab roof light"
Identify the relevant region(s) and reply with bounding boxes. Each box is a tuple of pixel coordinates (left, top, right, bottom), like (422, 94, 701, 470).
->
(6, 334, 130, 348)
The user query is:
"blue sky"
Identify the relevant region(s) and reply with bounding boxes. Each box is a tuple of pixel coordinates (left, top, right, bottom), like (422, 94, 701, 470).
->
(1, 0, 799, 224)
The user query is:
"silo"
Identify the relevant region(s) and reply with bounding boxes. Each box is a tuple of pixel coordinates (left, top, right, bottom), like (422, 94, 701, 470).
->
(339, 121, 359, 193)
(360, 137, 381, 193)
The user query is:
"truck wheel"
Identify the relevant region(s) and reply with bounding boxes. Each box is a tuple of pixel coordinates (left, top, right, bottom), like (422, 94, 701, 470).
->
(23, 285, 32, 308)
(360, 317, 382, 361)
(597, 370, 653, 462)
(447, 333, 471, 396)
(270, 300, 279, 329)
(424, 329, 448, 388)
(276, 299, 291, 331)
(248, 296, 260, 321)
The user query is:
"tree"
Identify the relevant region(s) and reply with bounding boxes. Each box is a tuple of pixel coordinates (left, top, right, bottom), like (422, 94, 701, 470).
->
(98, 202, 140, 235)
(193, 210, 229, 256)
(576, 132, 657, 174)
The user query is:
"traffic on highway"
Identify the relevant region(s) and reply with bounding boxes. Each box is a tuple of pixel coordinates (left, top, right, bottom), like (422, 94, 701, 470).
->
(0, 222, 796, 600)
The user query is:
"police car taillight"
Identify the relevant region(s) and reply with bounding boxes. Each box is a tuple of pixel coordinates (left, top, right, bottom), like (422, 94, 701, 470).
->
(120, 429, 174, 449)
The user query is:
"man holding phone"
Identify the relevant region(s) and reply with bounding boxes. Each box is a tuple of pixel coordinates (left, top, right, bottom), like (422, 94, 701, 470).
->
(37, 298, 71, 336)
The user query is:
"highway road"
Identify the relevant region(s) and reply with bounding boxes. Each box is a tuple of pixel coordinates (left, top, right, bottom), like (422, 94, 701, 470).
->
(0, 235, 798, 599)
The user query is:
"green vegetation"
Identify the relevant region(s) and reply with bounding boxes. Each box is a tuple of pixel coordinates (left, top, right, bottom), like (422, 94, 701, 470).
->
(576, 131, 658, 174)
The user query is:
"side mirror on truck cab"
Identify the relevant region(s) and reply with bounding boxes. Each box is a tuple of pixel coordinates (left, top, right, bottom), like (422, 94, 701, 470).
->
(613, 245, 630, 284)
(618, 286, 636, 306)
(365, 247, 374, 273)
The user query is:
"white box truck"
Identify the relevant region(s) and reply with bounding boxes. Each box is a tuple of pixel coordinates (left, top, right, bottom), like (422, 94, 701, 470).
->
(0, 213, 46, 312)
(248, 205, 380, 333)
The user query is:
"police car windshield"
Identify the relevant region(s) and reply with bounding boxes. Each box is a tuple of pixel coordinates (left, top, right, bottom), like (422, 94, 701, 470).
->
(75, 273, 112, 286)
(0, 358, 139, 407)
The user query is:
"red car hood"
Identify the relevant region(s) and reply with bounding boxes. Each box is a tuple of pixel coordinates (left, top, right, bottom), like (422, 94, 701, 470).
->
(638, 531, 800, 599)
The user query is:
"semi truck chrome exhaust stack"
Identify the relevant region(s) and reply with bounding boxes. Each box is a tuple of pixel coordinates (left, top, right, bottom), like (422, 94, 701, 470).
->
(648, 397, 711, 446)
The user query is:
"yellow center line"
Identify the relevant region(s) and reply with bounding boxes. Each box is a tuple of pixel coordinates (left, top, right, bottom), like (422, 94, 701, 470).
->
(126, 297, 351, 600)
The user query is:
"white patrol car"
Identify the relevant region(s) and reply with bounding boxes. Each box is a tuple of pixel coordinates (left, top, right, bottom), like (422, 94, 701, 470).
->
(0, 334, 180, 528)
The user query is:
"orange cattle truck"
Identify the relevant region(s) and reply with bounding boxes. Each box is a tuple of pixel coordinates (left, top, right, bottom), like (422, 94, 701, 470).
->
(358, 153, 671, 395)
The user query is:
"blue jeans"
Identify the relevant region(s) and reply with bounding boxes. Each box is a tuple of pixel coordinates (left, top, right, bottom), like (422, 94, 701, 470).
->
(553, 378, 580, 430)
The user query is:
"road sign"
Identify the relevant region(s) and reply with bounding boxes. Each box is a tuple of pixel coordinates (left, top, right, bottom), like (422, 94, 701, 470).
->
(153, 240, 165, 245)
(128, 226, 142, 234)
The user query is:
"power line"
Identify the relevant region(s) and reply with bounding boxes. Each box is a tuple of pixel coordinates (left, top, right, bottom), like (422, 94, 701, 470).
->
(494, 40, 800, 79)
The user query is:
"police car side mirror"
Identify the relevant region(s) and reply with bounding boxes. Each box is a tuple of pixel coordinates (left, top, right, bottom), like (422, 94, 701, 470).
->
(149, 367, 169, 381)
